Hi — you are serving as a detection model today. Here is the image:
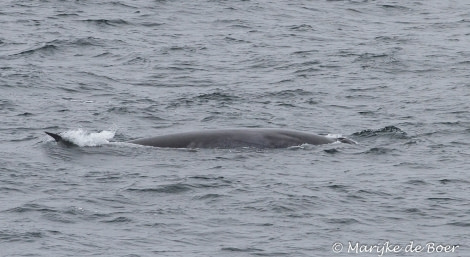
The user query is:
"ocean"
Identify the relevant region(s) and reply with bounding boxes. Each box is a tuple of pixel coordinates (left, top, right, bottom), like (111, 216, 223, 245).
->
(1, 0, 469, 256)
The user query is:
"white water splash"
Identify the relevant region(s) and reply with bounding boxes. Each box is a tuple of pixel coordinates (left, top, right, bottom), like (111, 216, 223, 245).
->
(325, 134, 343, 139)
(61, 128, 116, 147)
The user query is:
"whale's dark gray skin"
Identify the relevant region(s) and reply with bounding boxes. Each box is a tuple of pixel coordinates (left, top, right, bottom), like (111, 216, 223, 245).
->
(46, 129, 355, 148)
(45, 132, 76, 147)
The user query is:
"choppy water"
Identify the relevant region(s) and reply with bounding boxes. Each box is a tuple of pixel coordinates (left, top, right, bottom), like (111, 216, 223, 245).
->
(1, 0, 470, 256)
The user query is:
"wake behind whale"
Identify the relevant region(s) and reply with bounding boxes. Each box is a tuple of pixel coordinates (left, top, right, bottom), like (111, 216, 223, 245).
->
(45, 128, 356, 149)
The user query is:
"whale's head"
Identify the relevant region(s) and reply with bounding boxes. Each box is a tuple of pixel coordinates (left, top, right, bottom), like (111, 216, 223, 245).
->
(337, 137, 357, 144)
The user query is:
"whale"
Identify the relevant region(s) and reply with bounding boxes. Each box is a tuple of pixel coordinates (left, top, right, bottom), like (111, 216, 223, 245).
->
(45, 128, 355, 149)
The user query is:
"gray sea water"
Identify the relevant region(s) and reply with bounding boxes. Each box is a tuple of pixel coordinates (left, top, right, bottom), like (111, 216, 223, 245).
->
(1, 0, 470, 256)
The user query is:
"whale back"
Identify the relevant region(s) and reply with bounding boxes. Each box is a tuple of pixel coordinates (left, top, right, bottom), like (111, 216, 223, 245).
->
(46, 128, 355, 149)
(126, 129, 341, 148)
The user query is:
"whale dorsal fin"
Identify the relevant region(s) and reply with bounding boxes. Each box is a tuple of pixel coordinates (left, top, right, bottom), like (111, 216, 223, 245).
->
(45, 132, 76, 146)
(45, 132, 63, 142)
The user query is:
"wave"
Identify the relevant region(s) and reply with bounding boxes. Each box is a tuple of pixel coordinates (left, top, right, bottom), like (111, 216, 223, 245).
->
(13, 43, 58, 57)
(8, 37, 104, 57)
(126, 183, 193, 194)
(80, 18, 130, 27)
(352, 125, 408, 139)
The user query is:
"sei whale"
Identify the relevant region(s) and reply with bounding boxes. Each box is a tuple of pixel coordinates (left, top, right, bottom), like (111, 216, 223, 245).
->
(45, 128, 355, 149)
